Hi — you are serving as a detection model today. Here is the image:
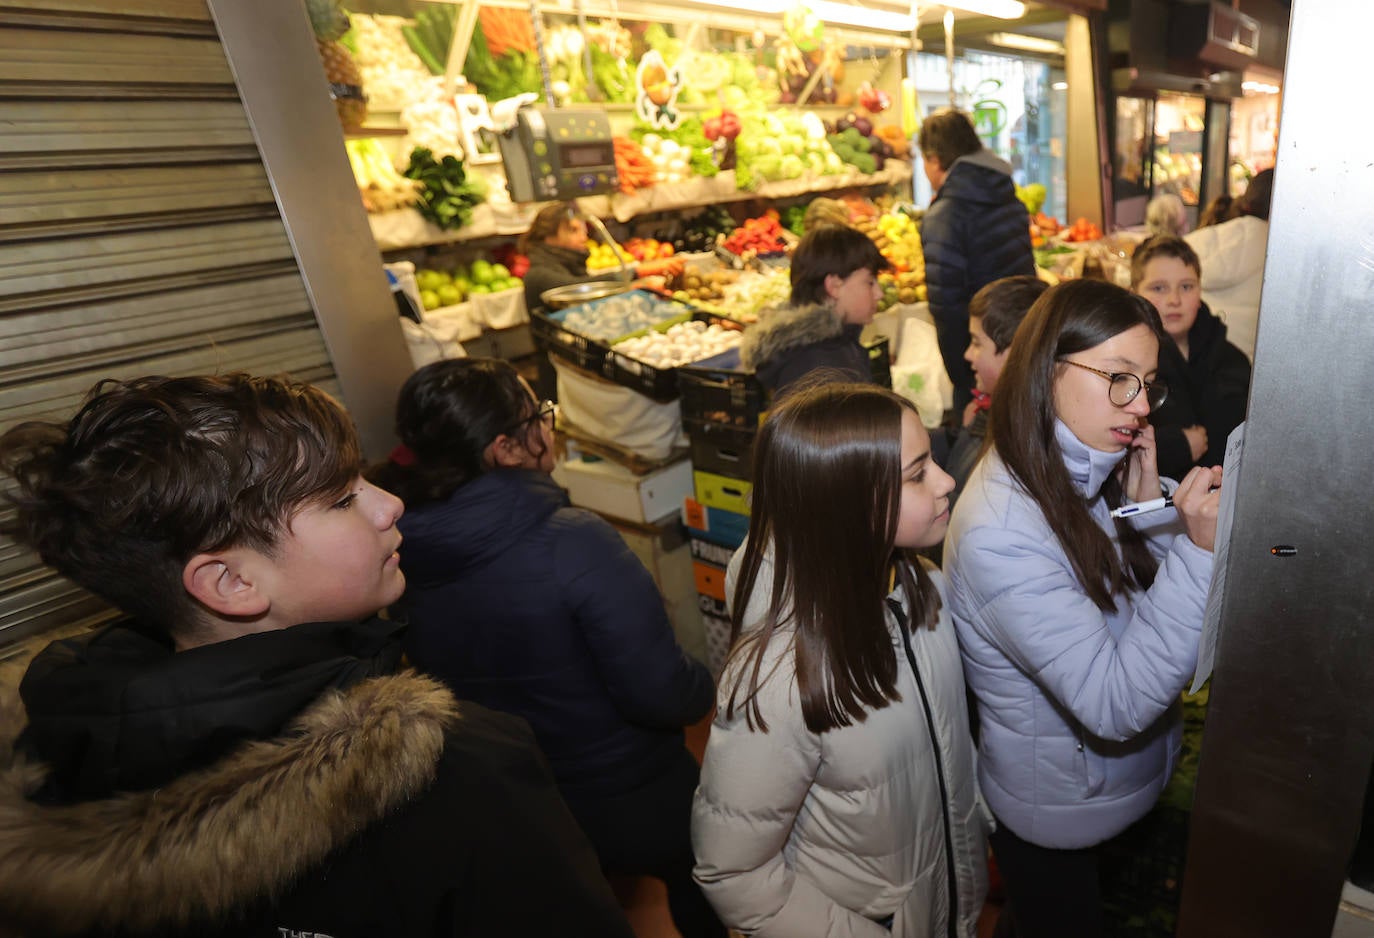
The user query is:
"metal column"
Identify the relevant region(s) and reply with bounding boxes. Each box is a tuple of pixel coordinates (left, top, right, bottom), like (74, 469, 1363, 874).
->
(1177, 0, 1374, 935)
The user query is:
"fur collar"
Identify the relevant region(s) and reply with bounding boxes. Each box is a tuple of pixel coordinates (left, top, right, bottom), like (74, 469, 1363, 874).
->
(0, 652, 458, 935)
(740, 302, 845, 370)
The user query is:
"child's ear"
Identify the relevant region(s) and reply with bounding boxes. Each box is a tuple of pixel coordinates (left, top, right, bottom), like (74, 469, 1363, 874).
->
(823, 272, 842, 300)
(183, 551, 270, 618)
(484, 433, 529, 469)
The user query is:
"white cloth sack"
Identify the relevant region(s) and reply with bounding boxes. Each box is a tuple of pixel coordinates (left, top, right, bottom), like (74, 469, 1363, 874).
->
(889, 316, 952, 429)
(552, 357, 682, 461)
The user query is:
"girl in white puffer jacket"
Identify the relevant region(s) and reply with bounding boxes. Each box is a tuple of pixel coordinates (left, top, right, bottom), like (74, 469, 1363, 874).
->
(691, 382, 987, 938)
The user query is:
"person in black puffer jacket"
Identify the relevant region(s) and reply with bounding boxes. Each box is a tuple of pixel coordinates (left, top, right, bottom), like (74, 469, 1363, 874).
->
(1130, 235, 1251, 479)
(0, 373, 630, 938)
(371, 358, 724, 938)
(918, 108, 1036, 416)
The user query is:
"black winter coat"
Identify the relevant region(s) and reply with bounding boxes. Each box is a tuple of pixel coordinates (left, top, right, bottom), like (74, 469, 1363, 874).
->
(523, 241, 599, 312)
(1150, 302, 1252, 479)
(395, 469, 715, 806)
(920, 150, 1035, 408)
(2, 618, 631, 938)
(739, 302, 875, 395)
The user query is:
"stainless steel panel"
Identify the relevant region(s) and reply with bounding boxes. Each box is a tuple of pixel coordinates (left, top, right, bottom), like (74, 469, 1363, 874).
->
(0, 219, 295, 297)
(0, 164, 276, 228)
(1, 0, 211, 21)
(1176, 0, 1374, 935)
(0, 100, 253, 154)
(0, 274, 312, 371)
(208, 0, 415, 460)
(0, 27, 232, 85)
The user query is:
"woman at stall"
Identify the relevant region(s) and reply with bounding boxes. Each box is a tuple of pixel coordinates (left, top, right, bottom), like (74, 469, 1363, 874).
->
(520, 201, 604, 312)
(369, 358, 723, 938)
(943, 279, 1221, 938)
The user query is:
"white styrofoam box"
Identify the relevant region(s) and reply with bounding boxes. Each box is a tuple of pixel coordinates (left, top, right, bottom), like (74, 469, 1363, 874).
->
(552, 357, 682, 461)
(552, 455, 694, 525)
(471, 286, 527, 329)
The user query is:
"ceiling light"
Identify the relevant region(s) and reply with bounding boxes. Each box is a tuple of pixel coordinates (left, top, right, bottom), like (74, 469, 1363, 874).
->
(1242, 80, 1280, 94)
(810, 0, 915, 31)
(1052, 81, 1068, 91)
(676, 0, 919, 31)
(987, 32, 1065, 55)
(939, 0, 1027, 19)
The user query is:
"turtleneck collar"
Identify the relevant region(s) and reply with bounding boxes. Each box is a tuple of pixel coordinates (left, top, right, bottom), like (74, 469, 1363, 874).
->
(1054, 418, 1127, 499)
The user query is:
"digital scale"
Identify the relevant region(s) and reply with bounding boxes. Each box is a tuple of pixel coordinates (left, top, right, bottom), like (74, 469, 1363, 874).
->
(497, 106, 619, 203)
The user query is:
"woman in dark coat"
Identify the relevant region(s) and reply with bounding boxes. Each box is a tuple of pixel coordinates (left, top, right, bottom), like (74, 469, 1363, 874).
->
(371, 358, 723, 938)
(1131, 236, 1251, 479)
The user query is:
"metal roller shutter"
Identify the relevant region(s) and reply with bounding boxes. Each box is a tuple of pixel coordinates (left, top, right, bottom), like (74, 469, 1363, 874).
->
(0, 0, 402, 646)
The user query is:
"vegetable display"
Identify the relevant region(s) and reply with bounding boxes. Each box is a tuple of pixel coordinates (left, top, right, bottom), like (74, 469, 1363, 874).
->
(345, 138, 421, 212)
(722, 211, 789, 256)
(403, 147, 488, 230)
(613, 136, 656, 193)
(401, 5, 455, 76)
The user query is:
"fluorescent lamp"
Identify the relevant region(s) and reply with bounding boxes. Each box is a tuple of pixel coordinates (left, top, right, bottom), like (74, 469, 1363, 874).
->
(987, 31, 1065, 55)
(939, 0, 1026, 18)
(1052, 80, 1068, 91)
(676, 0, 919, 31)
(810, 0, 915, 31)
(1242, 80, 1280, 94)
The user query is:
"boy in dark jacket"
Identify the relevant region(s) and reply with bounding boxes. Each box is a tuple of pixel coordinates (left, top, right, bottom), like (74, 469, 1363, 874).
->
(918, 108, 1036, 415)
(945, 275, 1048, 509)
(740, 225, 886, 396)
(1131, 235, 1252, 479)
(0, 373, 633, 938)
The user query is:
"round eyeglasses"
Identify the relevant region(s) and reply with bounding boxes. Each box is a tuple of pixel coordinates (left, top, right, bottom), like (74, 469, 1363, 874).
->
(502, 399, 557, 436)
(1061, 360, 1169, 412)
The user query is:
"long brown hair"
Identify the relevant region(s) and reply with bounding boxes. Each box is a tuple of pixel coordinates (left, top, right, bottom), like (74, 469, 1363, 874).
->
(725, 382, 940, 734)
(989, 279, 1165, 611)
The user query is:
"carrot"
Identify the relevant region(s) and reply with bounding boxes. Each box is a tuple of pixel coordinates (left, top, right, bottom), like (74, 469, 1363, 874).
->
(478, 7, 535, 58)
(613, 136, 656, 193)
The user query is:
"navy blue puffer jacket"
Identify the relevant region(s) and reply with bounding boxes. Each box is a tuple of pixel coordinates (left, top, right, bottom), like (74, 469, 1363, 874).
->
(394, 469, 715, 805)
(920, 150, 1035, 409)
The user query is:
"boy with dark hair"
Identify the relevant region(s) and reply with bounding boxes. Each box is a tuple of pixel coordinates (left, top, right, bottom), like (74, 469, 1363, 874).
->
(918, 108, 1036, 417)
(0, 373, 633, 938)
(741, 224, 887, 395)
(1131, 235, 1251, 478)
(946, 275, 1048, 508)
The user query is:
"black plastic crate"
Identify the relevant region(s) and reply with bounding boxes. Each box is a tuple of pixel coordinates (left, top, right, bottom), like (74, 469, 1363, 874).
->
(529, 308, 613, 376)
(684, 416, 756, 481)
(604, 311, 746, 403)
(676, 347, 766, 429)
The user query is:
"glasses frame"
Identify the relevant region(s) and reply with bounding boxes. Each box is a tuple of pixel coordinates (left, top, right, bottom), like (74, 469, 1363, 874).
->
(501, 399, 556, 438)
(1061, 360, 1169, 411)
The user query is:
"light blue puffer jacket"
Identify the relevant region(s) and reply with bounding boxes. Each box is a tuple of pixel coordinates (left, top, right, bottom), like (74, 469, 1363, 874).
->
(943, 420, 1213, 849)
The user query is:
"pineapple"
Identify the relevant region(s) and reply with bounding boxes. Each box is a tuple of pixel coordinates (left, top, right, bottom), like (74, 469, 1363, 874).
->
(307, 0, 367, 132)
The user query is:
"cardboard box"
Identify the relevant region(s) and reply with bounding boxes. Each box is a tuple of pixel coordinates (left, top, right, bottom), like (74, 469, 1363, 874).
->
(553, 455, 694, 524)
(693, 559, 727, 602)
(693, 469, 753, 516)
(682, 496, 749, 548)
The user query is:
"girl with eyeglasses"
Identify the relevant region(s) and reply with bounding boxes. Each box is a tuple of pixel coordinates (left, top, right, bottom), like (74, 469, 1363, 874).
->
(692, 382, 986, 938)
(942, 279, 1222, 938)
(370, 358, 723, 938)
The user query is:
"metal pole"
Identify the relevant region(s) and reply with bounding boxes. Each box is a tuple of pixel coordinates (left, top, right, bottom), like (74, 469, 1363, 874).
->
(1176, 0, 1374, 934)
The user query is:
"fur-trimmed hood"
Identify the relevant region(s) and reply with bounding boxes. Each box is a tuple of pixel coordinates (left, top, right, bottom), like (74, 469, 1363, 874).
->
(740, 302, 846, 370)
(0, 628, 459, 936)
